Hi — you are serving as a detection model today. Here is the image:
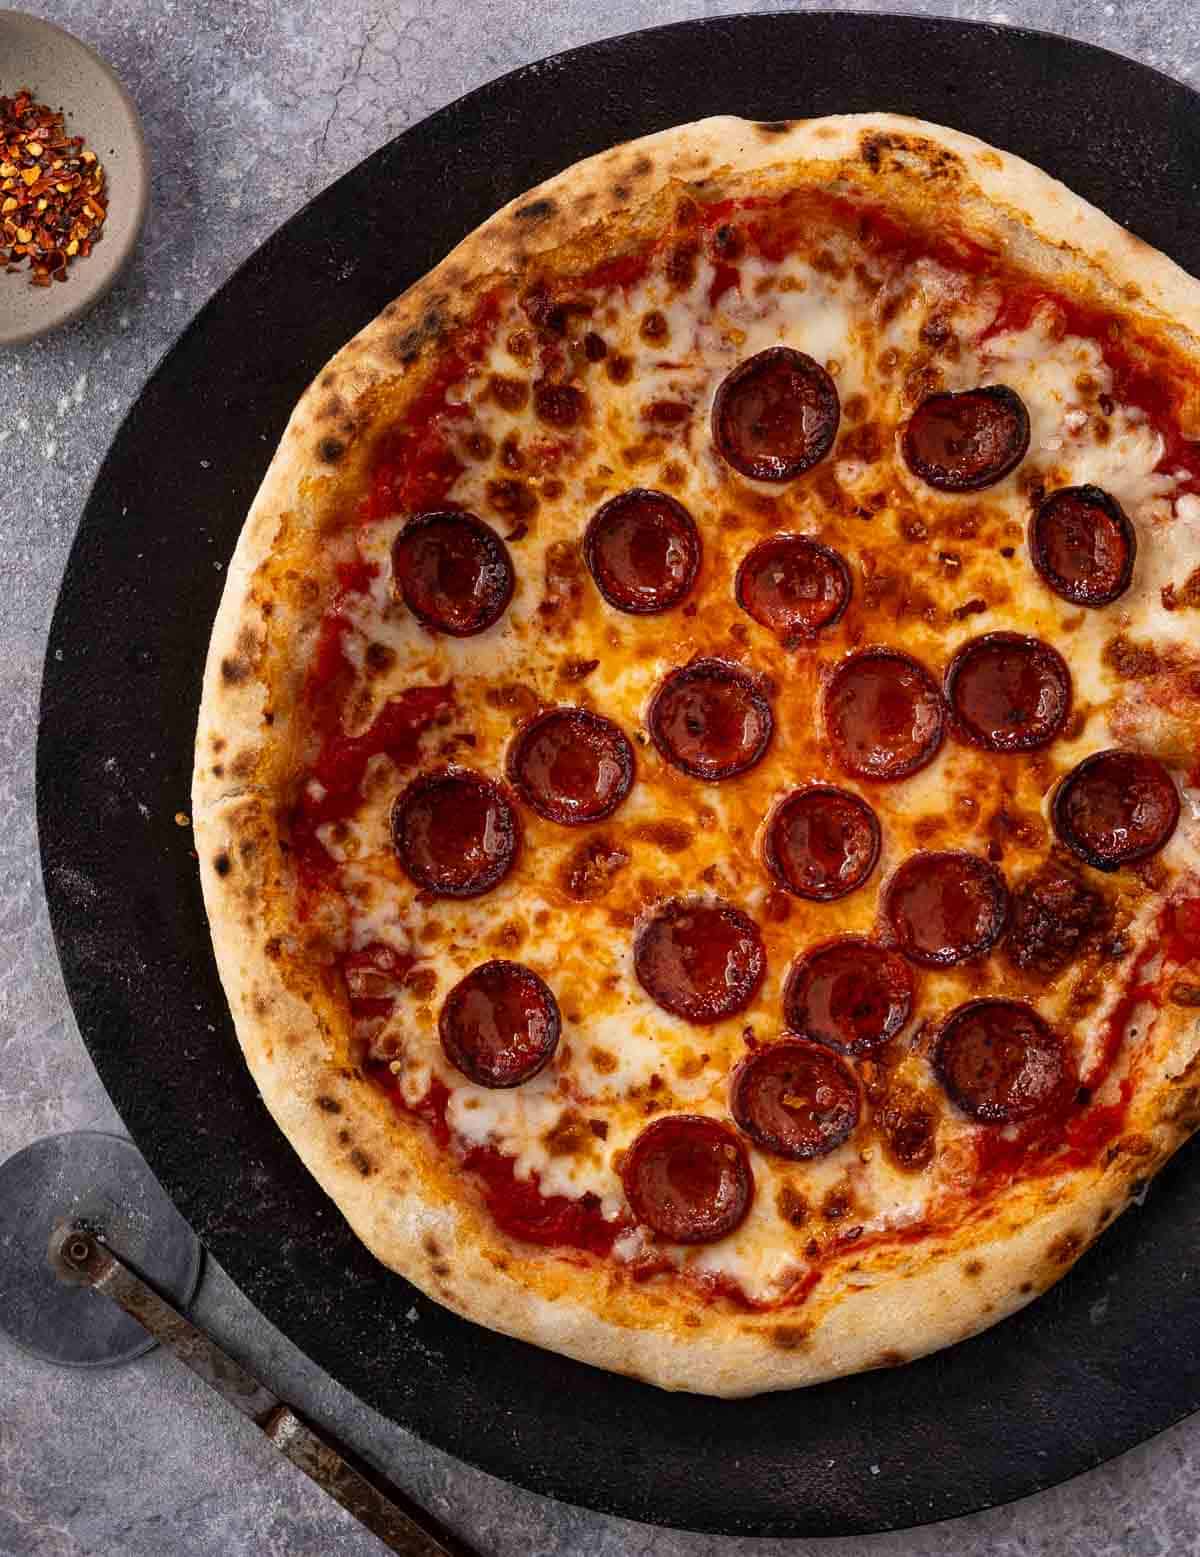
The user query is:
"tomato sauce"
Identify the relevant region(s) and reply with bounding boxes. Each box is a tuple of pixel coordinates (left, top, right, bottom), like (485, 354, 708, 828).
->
(304, 189, 1200, 1303)
(364, 289, 504, 521)
(981, 283, 1200, 489)
(974, 933, 1166, 1189)
(289, 682, 452, 885)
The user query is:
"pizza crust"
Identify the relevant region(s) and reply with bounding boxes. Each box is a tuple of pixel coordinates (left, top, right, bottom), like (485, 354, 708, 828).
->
(194, 113, 1200, 1394)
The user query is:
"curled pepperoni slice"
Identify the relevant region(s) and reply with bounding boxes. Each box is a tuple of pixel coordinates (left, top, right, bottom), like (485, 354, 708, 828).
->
(735, 535, 851, 639)
(507, 707, 634, 826)
(731, 1040, 861, 1160)
(945, 632, 1072, 752)
(439, 960, 561, 1088)
(902, 385, 1029, 492)
(712, 347, 840, 482)
(824, 649, 945, 782)
(1030, 485, 1136, 607)
(883, 851, 1009, 968)
(782, 938, 914, 1056)
(583, 489, 700, 614)
(935, 1000, 1071, 1124)
(634, 898, 765, 1024)
(622, 1115, 753, 1244)
(391, 511, 515, 636)
(649, 659, 773, 781)
(763, 786, 880, 901)
(391, 769, 518, 897)
(1051, 748, 1180, 871)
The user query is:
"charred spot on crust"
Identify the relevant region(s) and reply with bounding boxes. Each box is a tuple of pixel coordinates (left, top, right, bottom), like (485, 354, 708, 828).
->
(423, 1233, 442, 1258)
(755, 120, 793, 135)
(874, 1349, 907, 1368)
(631, 155, 653, 177)
(1048, 1231, 1083, 1265)
(391, 303, 447, 364)
(349, 1147, 373, 1177)
(315, 1095, 341, 1114)
(964, 1259, 984, 1277)
(220, 656, 249, 685)
(514, 197, 557, 223)
(213, 852, 231, 878)
(768, 1323, 811, 1350)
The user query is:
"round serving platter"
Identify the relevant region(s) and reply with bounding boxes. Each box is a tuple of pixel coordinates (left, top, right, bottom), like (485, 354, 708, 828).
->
(37, 12, 1200, 1535)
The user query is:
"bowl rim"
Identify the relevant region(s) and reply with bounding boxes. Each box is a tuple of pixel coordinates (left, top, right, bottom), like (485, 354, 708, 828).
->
(0, 8, 149, 346)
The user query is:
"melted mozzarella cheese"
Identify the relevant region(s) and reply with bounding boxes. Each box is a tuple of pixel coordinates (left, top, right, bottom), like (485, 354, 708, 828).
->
(317, 221, 1200, 1301)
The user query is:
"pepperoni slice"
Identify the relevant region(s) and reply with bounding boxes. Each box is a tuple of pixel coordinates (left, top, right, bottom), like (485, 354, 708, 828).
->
(1030, 485, 1136, 607)
(634, 899, 765, 1024)
(824, 648, 945, 782)
(935, 1000, 1071, 1124)
(782, 938, 914, 1055)
(882, 851, 1009, 967)
(735, 535, 852, 640)
(391, 511, 515, 636)
(391, 769, 518, 897)
(902, 385, 1030, 492)
(945, 632, 1072, 752)
(583, 489, 701, 614)
(439, 960, 561, 1088)
(712, 347, 840, 482)
(1051, 748, 1180, 871)
(622, 1115, 753, 1244)
(648, 659, 773, 781)
(730, 1040, 861, 1160)
(507, 707, 634, 826)
(763, 786, 880, 901)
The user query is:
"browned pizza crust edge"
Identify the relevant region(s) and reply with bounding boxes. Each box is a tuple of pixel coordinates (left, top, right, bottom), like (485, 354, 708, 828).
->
(192, 113, 1200, 1395)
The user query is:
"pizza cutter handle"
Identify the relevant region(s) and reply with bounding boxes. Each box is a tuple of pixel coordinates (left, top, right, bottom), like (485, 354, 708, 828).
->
(50, 1225, 477, 1557)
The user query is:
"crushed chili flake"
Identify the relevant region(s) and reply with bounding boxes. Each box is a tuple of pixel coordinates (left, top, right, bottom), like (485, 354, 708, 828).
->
(0, 87, 107, 287)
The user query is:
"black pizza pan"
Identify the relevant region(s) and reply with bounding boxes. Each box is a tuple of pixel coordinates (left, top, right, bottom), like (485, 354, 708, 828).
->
(36, 13, 1200, 1537)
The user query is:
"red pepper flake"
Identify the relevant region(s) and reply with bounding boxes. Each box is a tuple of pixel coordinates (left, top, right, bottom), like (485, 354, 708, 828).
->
(0, 87, 107, 287)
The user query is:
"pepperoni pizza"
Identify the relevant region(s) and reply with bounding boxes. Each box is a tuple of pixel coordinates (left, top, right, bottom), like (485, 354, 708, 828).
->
(194, 115, 1200, 1395)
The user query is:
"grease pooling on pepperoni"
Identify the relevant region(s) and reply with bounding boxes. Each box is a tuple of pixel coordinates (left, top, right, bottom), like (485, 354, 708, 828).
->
(763, 786, 880, 901)
(935, 1000, 1071, 1124)
(621, 1115, 753, 1244)
(945, 632, 1072, 752)
(648, 659, 774, 781)
(735, 534, 852, 639)
(882, 851, 1009, 967)
(391, 769, 518, 897)
(730, 1039, 861, 1160)
(1029, 485, 1137, 607)
(712, 347, 840, 481)
(583, 489, 700, 614)
(782, 937, 914, 1055)
(391, 511, 515, 636)
(824, 648, 945, 782)
(439, 960, 561, 1088)
(901, 385, 1030, 491)
(634, 898, 766, 1024)
(1051, 748, 1180, 871)
(507, 707, 634, 825)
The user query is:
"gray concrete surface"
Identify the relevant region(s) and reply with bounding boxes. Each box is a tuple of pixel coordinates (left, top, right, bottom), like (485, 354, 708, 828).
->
(3, 1, 1200, 1552)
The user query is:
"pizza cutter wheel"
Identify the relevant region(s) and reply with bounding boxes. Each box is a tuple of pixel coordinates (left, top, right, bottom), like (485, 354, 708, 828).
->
(0, 1131, 475, 1557)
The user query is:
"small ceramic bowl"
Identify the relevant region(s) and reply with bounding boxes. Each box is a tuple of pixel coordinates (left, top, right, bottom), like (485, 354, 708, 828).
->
(0, 11, 148, 346)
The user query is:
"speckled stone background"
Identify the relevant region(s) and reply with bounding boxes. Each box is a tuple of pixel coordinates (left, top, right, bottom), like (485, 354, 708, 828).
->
(3, 2, 1200, 1553)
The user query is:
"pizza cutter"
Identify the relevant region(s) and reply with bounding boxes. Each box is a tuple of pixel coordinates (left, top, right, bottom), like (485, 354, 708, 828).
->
(0, 1130, 476, 1557)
